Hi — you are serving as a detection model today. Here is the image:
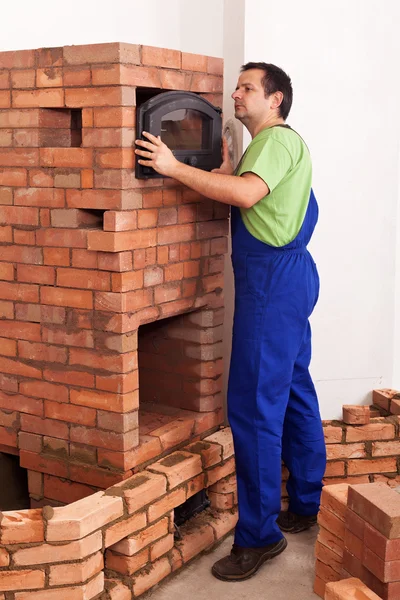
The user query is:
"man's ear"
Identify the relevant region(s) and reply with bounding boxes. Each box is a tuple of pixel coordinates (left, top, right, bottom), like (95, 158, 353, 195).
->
(270, 91, 284, 110)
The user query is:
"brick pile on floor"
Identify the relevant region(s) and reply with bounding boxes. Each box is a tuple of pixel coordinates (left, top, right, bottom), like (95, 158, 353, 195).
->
(314, 481, 400, 600)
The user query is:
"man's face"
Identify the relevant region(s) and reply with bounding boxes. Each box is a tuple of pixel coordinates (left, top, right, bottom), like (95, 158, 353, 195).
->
(231, 69, 271, 122)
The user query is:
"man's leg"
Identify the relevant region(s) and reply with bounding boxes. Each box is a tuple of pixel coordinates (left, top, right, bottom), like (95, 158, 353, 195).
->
(279, 321, 326, 532)
(212, 251, 316, 580)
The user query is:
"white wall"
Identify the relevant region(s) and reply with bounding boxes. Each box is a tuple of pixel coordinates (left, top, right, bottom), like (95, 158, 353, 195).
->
(0, 0, 223, 57)
(243, 0, 400, 419)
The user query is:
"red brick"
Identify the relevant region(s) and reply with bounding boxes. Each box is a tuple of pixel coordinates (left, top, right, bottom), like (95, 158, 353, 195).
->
(0, 262, 14, 281)
(0, 91, 10, 107)
(19, 431, 42, 453)
(132, 556, 171, 596)
(364, 522, 400, 562)
(342, 405, 371, 425)
(0, 300, 13, 319)
(20, 380, 68, 402)
(96, 371, 138, 394)
(71, 249, 97, 269)
(17, 264, 55, 285)
(65, 86, 135, 108)
(363, 545, 400, 583)
(71, 388, 138, 413)
(13, 530, 102, 565)
(318, 506, 346, 540)
(0, 49, 35, 69)
(70, 425, 137, 451)
(94, 107, 135, 127)
(43, 247, 70, 266)
(19, 340, 67, 364)
(43, 367, 94, 388)
(48, 552, 103, 586)
(36, 228, 87, 249)
(98, 251, 133, 272)
(88, 229, 156, 253)
(106, 548, 149, 576)
(62, 66, 90, 86)
(0, 282, 39, 302)
(0, 319, 41, 341)
(326, 443, 366, 460)
(346, 422, 395, 442)
(36, 48, 63, 68)
(66, 189, 124, 210)
(43, 474, 95, 504)
(63, 42, 140, 65)
(41, 286, 93, 309)
(111, 517, 168, 556)
(21, 413, 69, 439)
(94, 148, 134, 169)
(347, 457, 397, 475)
(0, 569, 45, 592)
(10, 70, 35, 89)
(40, 147, 92, 168)
(0, 130, 12, 146)
(78, 169, 93, 190)
(0, 70, 10, 89)
(0, 148, 39, 167)
(0, 508, 44, 544)
(373, 388, 398, 411)
(0, 388, 43, 415)
(36, 67, 63, 88)
(0, 167, 28, 186)
(96, 410, 138, 435)
(348, 483, 400, 539)
(345, 507, 366, 540)
(12, 88, 64, 108)
(20, 449, 68, 478)
(182, 53, 208, 72)
(371, 440, 400, 456)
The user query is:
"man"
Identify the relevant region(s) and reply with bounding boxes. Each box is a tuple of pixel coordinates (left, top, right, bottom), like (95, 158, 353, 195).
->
(135, 62, 327, 582)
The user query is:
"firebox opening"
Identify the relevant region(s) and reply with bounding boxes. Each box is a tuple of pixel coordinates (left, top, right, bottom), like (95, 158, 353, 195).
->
(174, 489, 210, 534)
(0, 452, 30, 510)
(38, 108, 82, 147)
(138, 314, 198, 413)
(77, 208, 105, 229)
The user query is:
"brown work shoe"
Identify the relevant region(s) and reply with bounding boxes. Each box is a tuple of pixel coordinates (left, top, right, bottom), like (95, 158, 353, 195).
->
(211, 537, 287, 581)
(277, 510, 317, 533)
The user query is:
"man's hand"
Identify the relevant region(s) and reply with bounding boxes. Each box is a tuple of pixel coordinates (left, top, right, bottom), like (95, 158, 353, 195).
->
(135, 132, 179, 177)
(212, 137, 234, 175)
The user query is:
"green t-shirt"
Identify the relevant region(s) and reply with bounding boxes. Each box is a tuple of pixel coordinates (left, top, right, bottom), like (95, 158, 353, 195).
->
(236, 125, 312, 247)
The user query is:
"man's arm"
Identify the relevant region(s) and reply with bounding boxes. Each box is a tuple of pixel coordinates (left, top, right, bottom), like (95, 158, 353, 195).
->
(135, 132, 269, 209)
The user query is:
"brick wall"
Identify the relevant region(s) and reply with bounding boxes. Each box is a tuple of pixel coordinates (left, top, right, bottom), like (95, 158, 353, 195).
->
(0, 428, 237, 598)
(0, 42, 228, 504)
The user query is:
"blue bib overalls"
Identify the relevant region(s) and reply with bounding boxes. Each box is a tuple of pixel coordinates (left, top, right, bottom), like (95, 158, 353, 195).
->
(228, 189, 327, 548)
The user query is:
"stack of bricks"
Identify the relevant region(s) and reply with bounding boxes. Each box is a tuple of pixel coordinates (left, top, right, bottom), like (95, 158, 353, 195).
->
(344, 483, 400, 599)
(0, 428, 238, 598)
(319, 389, 400, 489)
(314, 483, 349, 596)
(0, 41, 228, 506)
(314, 481, 400, 600)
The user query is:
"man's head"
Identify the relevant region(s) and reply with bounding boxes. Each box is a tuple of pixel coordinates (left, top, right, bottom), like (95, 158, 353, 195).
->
(232, 63, 293, 127)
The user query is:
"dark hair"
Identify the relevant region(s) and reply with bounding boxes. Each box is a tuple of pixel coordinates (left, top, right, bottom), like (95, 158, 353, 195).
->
(240, 62, 293, 120)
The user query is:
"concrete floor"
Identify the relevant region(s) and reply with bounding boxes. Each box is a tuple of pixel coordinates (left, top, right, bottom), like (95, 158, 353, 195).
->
(147, 529, 320, 600)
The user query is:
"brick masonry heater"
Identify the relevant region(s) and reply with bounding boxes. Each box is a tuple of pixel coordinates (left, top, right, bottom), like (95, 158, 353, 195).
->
(0, 42, 230, 504)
